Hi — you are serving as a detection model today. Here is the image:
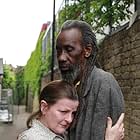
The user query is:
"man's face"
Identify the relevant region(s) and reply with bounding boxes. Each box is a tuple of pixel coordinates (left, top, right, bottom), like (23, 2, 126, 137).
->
(56, 28, 85, 83)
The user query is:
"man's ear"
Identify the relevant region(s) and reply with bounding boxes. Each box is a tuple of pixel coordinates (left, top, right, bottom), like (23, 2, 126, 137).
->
(84, 45, 92, 58)
(40, 100, 48, 115)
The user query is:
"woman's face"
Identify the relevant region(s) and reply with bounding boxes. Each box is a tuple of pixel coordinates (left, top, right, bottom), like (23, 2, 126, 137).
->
(41, 98, 79, 135)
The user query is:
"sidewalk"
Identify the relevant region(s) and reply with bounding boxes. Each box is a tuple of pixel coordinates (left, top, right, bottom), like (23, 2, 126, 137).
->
(0, 105, 30, 140)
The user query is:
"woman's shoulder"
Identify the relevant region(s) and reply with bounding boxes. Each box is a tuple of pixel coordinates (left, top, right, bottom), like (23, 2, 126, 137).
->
(18, 119, 65, 140)
(18, 128, 36, 140)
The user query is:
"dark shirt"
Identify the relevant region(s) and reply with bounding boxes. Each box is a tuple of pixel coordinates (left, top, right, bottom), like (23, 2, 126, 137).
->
(69, 66, 125, 140)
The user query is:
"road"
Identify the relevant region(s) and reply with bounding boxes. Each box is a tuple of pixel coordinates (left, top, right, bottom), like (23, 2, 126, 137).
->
(0, 105, 30, 140)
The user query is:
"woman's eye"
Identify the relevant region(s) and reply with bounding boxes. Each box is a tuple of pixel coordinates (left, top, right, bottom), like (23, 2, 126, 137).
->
(72, 111, 77, 116)
(60, 110, 67, 113)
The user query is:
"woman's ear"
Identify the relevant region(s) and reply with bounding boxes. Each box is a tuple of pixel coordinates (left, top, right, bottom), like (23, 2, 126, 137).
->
(40, 100, 48, 115)
(84, 45, 92, 58)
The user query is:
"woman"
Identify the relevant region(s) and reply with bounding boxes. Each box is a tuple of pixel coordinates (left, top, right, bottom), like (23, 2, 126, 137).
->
(18, 80, 124, 140)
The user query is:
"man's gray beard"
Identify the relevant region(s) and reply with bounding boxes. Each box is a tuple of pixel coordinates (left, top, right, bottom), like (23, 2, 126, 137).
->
(61, 64, 81, 84)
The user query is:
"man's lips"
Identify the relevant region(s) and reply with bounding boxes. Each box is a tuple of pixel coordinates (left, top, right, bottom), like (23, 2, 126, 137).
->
(59, 65, 69, 71)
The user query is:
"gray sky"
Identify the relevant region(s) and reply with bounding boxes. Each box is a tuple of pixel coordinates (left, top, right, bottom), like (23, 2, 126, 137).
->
(0, 0, 63, 67)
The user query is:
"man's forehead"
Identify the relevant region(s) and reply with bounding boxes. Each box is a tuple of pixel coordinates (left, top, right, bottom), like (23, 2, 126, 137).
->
(57, 28, 82, 42)
(60, 28, 81, 36)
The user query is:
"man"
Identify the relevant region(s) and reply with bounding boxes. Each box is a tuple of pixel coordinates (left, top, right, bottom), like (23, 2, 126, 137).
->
(56, 20, 124, 140)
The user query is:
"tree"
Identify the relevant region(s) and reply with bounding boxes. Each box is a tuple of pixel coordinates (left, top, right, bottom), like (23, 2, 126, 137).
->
(58, 0, 134, 35)
(2, 65, 15, 89)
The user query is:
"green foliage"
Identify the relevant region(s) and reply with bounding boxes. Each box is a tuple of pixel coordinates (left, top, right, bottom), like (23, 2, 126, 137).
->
(24, 32, 45, 96)
(23, 29, 52, 98)
(14, 26, 52, 107)
(41, 45, 52, 76)
(90, 0, 133, 34)
(58, 2, 82, 28)
(58, 0, 134, 35)
(41, 35, 52, 76)
(2, 65, 15, 89)
(14, 67, 25, 105)
(2, 65, 26, 105)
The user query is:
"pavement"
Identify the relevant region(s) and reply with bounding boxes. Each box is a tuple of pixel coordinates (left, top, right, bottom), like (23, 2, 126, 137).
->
(0, 105, 30, 140)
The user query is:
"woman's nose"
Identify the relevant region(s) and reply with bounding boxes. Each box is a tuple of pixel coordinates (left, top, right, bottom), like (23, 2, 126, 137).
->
(65, 113, 73, 123)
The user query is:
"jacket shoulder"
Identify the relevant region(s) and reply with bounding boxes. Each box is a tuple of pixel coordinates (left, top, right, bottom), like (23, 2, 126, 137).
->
(93, 67, 115, 82)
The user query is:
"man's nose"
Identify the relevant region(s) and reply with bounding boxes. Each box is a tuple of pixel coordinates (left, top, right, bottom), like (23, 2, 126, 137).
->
(58, 50, 67, 61)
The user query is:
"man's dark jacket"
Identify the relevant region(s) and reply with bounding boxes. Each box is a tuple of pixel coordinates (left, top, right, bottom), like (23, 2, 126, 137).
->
(69, 66, 125, 140)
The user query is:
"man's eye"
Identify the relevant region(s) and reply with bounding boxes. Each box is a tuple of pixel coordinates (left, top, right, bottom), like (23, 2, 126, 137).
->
(56, 46, 61, 51)
(66, 47, 73, 52)
(56, 48, 62, 54)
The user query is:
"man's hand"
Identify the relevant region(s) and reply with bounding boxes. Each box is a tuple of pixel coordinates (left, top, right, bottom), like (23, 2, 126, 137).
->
(105, 113, 125, 140)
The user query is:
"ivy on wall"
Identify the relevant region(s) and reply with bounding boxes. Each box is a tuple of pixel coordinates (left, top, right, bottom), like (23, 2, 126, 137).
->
(24, 29, 52, 98)
(24, 32, 44, 96)
(14, 67, 24, 105)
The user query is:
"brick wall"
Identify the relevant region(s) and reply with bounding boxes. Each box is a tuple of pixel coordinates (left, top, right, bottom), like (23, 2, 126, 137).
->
(98, 20, 140, 140)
